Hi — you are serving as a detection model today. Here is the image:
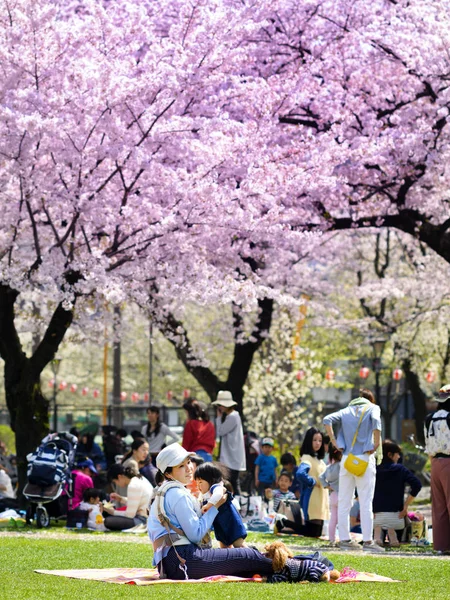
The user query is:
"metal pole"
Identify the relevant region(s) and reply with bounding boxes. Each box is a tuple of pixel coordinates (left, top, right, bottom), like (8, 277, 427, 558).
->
(149, 319, 153, 405)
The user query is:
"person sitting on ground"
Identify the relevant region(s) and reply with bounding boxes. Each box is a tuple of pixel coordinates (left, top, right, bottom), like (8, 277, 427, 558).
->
(148, 443, 334, 582)
(373, 439, 422, 547)
(280, 452, 301, 499)
(103, 463, 153, 531)
(76, 433, 107, 472)
(266, 472, 296, 511)
(194, 462, 247, 548)
(71, 458, 97, 509)
(79, 487, 106, 531)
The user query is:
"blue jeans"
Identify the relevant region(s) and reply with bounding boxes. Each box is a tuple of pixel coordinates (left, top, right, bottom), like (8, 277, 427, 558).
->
(193, 449, 212, 462)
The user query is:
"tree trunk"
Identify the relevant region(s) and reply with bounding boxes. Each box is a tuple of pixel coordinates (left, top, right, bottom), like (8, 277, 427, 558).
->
(6, 361, 50, 504)
(403, 360, 428, 445)
(157, 298, 274, 421)
(0, 283, 76, 501)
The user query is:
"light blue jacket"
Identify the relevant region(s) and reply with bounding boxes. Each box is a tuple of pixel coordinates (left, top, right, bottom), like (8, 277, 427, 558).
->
(147, 486, 218, 566)
(323, 400, 382, 456)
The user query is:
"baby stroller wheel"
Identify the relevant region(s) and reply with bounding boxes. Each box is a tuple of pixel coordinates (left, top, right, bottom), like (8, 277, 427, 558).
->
(36, 506, 50, 528)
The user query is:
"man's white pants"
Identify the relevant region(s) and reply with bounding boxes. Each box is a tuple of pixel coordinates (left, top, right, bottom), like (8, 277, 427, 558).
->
(338, 454, 376, 542)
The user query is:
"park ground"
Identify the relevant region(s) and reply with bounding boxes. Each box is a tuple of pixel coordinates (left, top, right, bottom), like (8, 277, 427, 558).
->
(1, 522, 449, 600)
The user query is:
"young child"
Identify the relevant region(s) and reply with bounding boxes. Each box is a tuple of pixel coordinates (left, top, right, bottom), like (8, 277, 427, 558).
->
(266, 471, 297, 511)
(194, 462, 247, 548)
(255, 437, 278, 499)
(373, 440, 422, 547)
(319, 443, 342, 544)
(79, 487, 107, 531)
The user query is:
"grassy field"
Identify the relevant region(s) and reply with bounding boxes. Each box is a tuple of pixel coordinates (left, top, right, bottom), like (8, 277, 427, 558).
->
(1, 530, 449, 600)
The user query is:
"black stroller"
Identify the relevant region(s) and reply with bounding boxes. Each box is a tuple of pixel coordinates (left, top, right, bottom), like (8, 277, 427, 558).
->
(24, 432, 78, 528)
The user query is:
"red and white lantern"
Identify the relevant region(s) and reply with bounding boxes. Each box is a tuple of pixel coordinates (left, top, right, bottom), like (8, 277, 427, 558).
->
(183, 388, 190, 399)
(296, 369, 306, 381)
(167, 390, 173, 401)
(120, 391, 127, 401)
(70, 383, 78, 393)
(59, 380, 67, 391)
(49, 379, 55, 388)
(393, 368, 403, 381)
(325, 369, 336, 381)
(359, 366, 370, 379)
(143, 392, 150, 402)
(81, 387, 89, 396)
(131, 392, 139, 403)
(93, 389, 100, 398)
(426, 370, 436, 384)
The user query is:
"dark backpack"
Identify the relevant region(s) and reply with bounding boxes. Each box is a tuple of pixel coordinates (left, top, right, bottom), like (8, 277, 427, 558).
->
(27, 442, 69, 487)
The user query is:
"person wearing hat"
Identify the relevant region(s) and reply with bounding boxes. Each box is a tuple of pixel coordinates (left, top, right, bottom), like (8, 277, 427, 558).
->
(212, 391, 246, 495)
(424, 385, 450, 553)
(147, 443, 332, 582)
(254, 437, 278, 498)
(71, 458, 98, 509)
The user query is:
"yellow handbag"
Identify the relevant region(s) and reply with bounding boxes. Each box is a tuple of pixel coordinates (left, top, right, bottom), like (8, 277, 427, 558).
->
(344, 406, 369, 477)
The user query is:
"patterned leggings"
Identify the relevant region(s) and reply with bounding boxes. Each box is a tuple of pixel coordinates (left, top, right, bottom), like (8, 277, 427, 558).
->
(160, 545, 274, 580)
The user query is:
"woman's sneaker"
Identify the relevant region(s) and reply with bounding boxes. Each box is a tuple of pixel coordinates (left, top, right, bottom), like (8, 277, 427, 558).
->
(363, 541, 385, 553)
(339, 539, 362, 551)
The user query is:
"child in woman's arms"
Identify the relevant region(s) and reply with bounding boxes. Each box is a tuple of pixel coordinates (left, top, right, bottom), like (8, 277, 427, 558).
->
(195, 462, 247, 548)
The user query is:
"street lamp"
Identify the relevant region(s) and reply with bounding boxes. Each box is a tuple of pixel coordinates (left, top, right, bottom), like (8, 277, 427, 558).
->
(51, 357, 62, 432)
(372, 339, 386, 406)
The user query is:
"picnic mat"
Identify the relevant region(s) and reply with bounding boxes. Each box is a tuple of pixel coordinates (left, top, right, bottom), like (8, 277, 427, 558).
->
(35, 567, 402, 585)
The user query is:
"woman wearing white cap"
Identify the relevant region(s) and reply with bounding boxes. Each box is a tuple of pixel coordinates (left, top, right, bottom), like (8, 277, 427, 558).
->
(147, 443, 333, 582)
(212, 391, 246, 495)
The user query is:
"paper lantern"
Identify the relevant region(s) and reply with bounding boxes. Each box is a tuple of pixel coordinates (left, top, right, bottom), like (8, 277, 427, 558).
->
(167, 390, 173, 400)
(325, 369, 336, 381)
(93, 389, 100, 398)
(81, 387, 89, 396)
(49, 379, 55, 388)
(131, 392, 139, 402)
(143, 392, 150, 402)
(359, 366, 370, 379)
(59, 380, 67, 391)
(426, 370, 436, 384)
(393, 368, 403, 381)
(183, 388, 190, 399)
(70, 383, 78, 393)
(296, 369, 306, 381)
(120, 391, 127, 401)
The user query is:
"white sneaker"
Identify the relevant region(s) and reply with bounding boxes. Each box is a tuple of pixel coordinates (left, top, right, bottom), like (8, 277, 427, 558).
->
(363, 541, 385, 553)
(339, 539, 362, 551)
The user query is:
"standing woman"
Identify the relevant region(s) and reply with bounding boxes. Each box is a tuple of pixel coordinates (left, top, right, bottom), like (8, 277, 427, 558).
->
(424, 384, 450, 554)
(212, 391, 246, 495)
(182, 399, 216, 462)
(323, 388, 384, 553)
(141, 406, 180, 464)
(295, 427, 329, 538)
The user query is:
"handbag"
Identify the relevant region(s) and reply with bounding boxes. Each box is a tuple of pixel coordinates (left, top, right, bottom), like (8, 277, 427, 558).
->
(344, 406, 369, 477)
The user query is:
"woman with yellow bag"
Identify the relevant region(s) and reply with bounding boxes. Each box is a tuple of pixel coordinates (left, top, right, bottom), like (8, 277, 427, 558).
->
(323, 388, 384, 553)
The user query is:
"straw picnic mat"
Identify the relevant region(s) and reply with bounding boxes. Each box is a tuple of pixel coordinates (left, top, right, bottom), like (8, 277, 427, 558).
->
(35, 567, 402, 585)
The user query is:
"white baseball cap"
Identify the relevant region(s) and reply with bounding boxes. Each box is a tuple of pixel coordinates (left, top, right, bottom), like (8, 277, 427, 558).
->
(156, 443, 195, 474)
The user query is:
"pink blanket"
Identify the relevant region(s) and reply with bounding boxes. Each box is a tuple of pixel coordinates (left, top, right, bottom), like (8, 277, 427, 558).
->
(35, 567, 401, 585)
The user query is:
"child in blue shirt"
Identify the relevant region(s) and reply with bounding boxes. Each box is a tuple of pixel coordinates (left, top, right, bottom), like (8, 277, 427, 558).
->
(195, 462, 247, 548)
(255, 437, 278, 498)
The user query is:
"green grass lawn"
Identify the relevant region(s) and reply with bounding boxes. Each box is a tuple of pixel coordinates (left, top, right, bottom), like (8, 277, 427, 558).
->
(1, 531, 449, 600)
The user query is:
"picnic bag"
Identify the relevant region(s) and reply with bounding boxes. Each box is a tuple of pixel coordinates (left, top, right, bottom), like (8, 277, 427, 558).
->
(344, 406, 369, 477)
